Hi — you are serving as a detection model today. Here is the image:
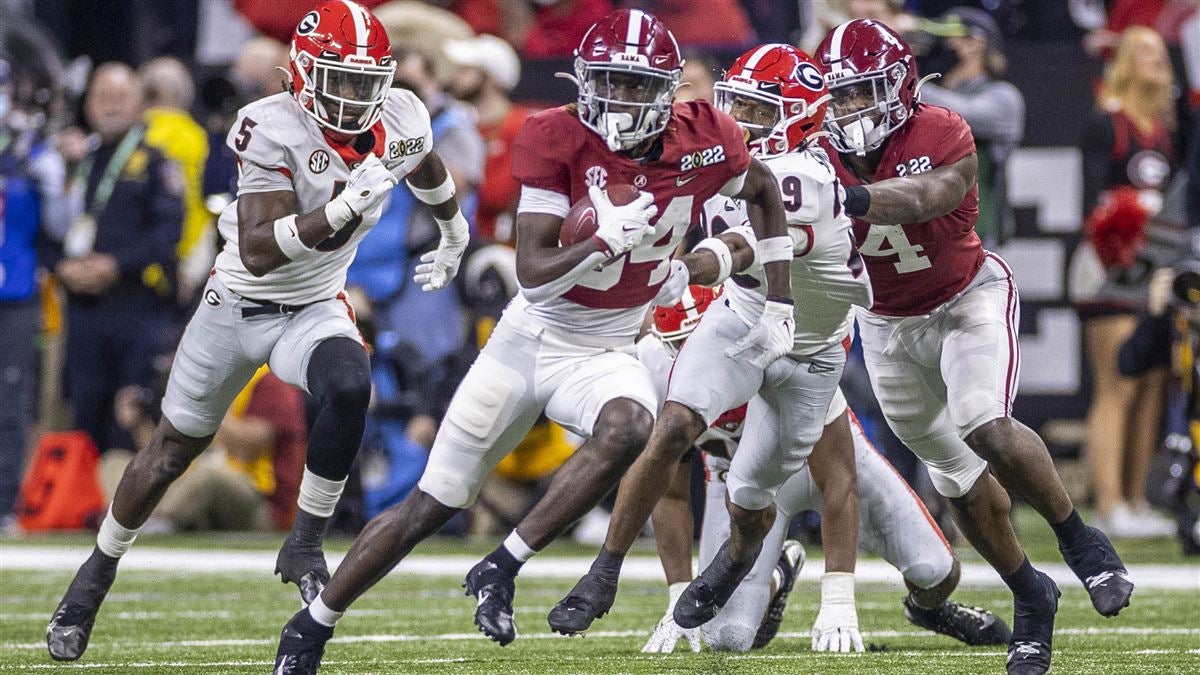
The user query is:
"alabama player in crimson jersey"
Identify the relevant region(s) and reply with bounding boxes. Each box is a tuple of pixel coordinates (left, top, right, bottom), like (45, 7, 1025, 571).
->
(272, 10, 794, 673)
(47, 1, 470, 662)
(549, 44, 871, 649)
(817, 19, 1132, 675)
(638, 286, 1008, 653)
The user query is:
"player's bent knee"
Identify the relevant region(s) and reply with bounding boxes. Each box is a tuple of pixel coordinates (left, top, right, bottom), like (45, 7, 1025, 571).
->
(416, 472, 476, 510)
(308, 338, 372, 412)
(651, 402, 706, 458)
(727, 477, 775, 512)
(703, 622, 756, 652)
(963, 417, 1018, 463)
(593, 398, 654, 459)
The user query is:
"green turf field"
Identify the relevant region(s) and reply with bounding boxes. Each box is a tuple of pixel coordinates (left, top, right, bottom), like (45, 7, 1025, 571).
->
(2, 509, 1198, 674)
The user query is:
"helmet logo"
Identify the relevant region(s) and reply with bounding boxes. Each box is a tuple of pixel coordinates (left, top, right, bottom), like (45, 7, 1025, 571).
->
(297, 11, 320, 35)
(793, 62, 824, 91)
(585, 165, 608, 188)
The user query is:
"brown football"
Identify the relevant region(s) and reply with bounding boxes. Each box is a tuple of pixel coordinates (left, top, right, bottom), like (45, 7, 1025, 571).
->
(559, 183, 641, 246)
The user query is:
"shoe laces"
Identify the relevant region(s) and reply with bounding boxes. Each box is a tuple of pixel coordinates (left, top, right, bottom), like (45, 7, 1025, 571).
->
(1009, 641, 1043, 658)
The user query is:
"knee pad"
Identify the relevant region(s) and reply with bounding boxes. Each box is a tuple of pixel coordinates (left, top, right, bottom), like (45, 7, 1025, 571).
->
(726, 475, 775, 512)
(925, 453, 989, 499)
(416, 471, 475, 510)
(702, 621, 756, 652)
(902, 560, 951, 591)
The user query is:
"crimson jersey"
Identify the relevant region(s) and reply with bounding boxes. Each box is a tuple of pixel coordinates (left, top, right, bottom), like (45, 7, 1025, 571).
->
(511, 100, 750, 336)
(823, 104, 984, 316)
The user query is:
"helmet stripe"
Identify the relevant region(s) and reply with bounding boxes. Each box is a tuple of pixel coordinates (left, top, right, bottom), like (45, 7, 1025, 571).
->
(341, 0, 369, 57)
(739, 43, 776, 77)
(828, 21, 851, 75)
(625, 8, 644, 54)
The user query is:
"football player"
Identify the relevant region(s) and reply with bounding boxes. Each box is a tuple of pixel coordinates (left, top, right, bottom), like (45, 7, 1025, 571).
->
(46, 0, 469, 662)
(549, 44, 872, 650)
(638, 286, 1009, 653)
(272, 10, 795, 673)
(817, 19, 1134, 674)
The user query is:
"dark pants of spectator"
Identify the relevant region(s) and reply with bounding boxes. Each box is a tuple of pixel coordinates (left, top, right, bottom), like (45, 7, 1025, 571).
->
(0, 299, 40, 514)
(65, 301, 167, 452)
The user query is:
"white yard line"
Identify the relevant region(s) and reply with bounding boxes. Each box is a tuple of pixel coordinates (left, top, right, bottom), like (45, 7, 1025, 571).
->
(3, 546, 1198, 590)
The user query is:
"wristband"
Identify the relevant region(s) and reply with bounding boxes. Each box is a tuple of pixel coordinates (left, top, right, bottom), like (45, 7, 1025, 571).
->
(722, 225, 758, 263)
(694, 237, 733, 285)
(407, 172, 456, 205)
(757, 235, 793, 264)
(765, 295, 794, 305)
(273, 215, 313, 261)
(843, 184, 871, 218)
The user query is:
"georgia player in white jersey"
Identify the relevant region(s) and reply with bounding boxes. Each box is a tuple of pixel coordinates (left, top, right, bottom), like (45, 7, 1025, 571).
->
(272, 11, 796, 673)
(47, 1, 469, 662)
(637, 286, 1010, 653)
(550, 44, 872, 650)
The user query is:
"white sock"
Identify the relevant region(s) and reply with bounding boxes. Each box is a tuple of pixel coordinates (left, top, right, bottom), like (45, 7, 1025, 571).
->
(296, 469, 347, 518)
(502, 531, 536, 562)
(308, 594, 344, 627)
(96, 507, 141, 558)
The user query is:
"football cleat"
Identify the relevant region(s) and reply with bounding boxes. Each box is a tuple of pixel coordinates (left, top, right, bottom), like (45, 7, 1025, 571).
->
(547, 572, 618, 635)
(46, 549, 119, 661)
(674, 540, 761, 630)
(1006, 571, 1059, 675)
(752, 539, 806, 649)
(463, 559, 517, 646)
(904, 596, 1011, 646)
(273, 608, 334, 675)
(275, 537, 330, 606)
(1059, 525, 1134, 617)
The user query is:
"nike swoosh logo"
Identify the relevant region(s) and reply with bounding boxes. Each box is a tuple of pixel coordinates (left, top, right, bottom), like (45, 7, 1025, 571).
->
(622, 224, 641, 232)
(676, 174, 700, 187)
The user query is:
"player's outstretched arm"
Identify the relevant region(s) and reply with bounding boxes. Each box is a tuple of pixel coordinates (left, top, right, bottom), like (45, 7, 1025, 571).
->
(846, 153, 978, 225)
(405, 152, 470, 291)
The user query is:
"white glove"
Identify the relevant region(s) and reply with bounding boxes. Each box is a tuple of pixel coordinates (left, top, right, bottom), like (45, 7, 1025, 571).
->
(642, 582, 703, 654)
(811, 572, 863, 653)
(590, 185, 657, 257)
(413, 212, 469, 291)
(724, 299, 795, 369)
(326, 154, 397, 228)
(652, 259, 690, 307)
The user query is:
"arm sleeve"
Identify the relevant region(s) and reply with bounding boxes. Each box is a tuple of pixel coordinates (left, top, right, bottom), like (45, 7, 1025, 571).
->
(114, 152, 184, 280)
(511, 111, 570, 195)
(921, 82, 1025, 145)
(1081, 111, 1115, 217)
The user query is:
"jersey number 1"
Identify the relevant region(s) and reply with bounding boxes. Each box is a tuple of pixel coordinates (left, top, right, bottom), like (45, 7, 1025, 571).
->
(858, 224, 931, 273)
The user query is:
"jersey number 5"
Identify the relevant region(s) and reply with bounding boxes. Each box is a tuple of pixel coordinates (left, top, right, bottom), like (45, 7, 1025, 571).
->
(858, 224, 931, 273)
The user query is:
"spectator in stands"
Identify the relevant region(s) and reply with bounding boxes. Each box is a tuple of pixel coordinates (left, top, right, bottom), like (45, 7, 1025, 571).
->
(632, 0, 752, 51)
(799, 0, 919, 53)
(444, 33, 531, 244)
(139, 57, 212, 305)
(513, 0, 613, 59)
(0, 56, 70, 523)
(232, 0, 388, 43)
(51, 63, 182, 453)
(921, 7, 1025, 245)
(1074, 27, 1178, 538)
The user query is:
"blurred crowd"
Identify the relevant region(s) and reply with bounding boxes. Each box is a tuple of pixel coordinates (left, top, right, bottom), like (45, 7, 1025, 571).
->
(2, 0, 1199, 551)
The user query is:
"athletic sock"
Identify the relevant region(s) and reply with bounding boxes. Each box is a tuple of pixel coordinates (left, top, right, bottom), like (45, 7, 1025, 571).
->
(296, 468, 346, 520)
(96, 507, 140, 559)
(485, 531, 534, 577)
(288, 510, 329, 550)
(307, 595, 344, 627)
(1000, 557, 1043, 601)
(1050, 509, 1088, 549)
(590, 547, 625, 578)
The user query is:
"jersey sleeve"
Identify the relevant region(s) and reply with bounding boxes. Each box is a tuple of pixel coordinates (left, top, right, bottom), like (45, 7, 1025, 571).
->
(226, 100, 295, 194)
(237, 159, 294, 195)
(385, 89, 434, 178)
(511, 110, 571, 195)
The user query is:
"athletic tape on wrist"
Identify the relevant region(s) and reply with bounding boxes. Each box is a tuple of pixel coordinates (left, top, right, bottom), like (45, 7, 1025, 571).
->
(757, 235, 793, 264)
(434, 211, 469, 245)
(273, 215, 313, 261)
(407, 173, 456, 205)
(323, 198, 354, 231)
(694, 237, 733, 285)
(820, 572, 856, 603)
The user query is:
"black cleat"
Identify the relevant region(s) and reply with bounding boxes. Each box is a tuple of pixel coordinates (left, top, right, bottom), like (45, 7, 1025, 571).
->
(46, 548, 119, 661)
(276, 537, 330, 606)
(674, 540, 761, 630)
(752, 539, 805, 649)
(463, 559, 517, 646)
(273, 608, 334, 675)
(1060, 526, 1134, 617)
(904, 596, 1012, 646)
(1006, 571, 1059, 675)
(547, 572, 618, 635)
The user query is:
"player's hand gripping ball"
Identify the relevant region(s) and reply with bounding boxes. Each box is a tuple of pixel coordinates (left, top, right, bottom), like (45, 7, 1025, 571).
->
(560, 184, 656, 257)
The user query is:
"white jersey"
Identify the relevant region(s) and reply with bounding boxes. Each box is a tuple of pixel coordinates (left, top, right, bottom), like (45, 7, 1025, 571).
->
(702, 145, 873, 355)
(214, 90, 434, 304)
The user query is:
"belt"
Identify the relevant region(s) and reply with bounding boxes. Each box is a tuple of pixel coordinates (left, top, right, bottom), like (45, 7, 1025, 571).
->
(240, 298, 314, 319)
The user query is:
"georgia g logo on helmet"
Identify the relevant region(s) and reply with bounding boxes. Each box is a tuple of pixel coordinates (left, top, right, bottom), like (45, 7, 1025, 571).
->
(793, 62, 824, 91)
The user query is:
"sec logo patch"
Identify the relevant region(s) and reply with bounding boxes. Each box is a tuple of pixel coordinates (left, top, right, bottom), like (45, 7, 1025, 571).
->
(309, 150, 330, 174)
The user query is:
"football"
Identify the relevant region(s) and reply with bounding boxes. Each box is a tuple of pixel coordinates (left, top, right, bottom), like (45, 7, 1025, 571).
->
(559, 183, 641, 246)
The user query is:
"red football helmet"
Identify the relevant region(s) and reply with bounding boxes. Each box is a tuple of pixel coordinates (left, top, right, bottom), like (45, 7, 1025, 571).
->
(573, 9, 683, 152)
(817, 19, 924, 156)
(714, 44, 831, 159)
(652, 285, 723, 354)
(289, 0, 394, 134)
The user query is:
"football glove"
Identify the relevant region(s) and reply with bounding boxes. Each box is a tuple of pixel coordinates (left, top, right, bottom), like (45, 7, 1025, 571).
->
(325, 154, 397, 229)
(642, 582, 703, 654)
(724, 299, 795, 369)
(414, 211, 469, 291)
(590, 185, 657, 257)
(811, 572, 863, 653)
(652, 259, 691, 307)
